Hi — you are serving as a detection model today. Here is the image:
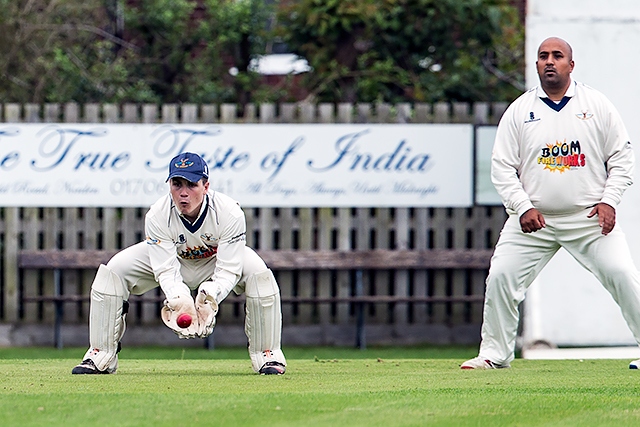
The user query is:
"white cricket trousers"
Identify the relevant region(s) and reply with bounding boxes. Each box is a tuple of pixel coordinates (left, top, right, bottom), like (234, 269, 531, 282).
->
(106, 243, 268, 298)
(479, 209, 640, 365)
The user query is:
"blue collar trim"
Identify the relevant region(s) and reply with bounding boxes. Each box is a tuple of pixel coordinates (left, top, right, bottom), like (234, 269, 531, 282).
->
(179, 195, 209, 232)
(540, 96, 571, 112)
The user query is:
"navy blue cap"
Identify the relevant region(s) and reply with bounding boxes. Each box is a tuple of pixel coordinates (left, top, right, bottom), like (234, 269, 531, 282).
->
(166, 152, 209, 183)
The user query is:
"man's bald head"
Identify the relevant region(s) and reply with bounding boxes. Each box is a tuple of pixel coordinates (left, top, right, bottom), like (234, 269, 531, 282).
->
(538, 37, 573, 61)
(536, 37, 574, 99)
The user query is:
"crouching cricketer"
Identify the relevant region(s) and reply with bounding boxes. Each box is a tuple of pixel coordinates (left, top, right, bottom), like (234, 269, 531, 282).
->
(72, 152, 286, 375)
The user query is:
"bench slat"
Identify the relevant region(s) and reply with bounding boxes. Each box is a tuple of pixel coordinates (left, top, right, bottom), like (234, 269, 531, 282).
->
(260, 249, 493, 270)
(18, 250, 118, 269)
(18, 248, 493, 270)
(23, 295, 484, 304)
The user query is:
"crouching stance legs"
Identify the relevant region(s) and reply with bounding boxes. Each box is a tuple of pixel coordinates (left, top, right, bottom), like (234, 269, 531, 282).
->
(244, 269, 287, 375)
(72, 265, 128, 374)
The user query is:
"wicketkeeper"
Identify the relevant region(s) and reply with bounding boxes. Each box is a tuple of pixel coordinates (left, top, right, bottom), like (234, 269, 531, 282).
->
(72, 152, 287, 375)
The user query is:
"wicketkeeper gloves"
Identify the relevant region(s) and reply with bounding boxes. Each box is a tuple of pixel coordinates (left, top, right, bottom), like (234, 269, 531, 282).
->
(161, 294, 199, 339)
(194, 281, 222, 337)
(195, 286, 219, 338)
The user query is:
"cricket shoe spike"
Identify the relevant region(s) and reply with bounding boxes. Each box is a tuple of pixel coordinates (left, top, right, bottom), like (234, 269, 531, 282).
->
(629, 359, 640, 369)
(259, 361, 286, 375)
(72, 358, 114, 375)
(460, 356, 510, 370)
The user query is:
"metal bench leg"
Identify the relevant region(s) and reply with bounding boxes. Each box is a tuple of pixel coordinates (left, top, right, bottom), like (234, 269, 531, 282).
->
(205, 331, 215, 350)
(54, 268, 63, 349)
(355, 269, 366, 350)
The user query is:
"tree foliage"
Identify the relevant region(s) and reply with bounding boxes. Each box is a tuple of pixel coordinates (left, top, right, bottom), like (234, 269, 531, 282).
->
(277, 0, 524, 103)
(0, 0, 116, 103)
(0, 0, 273, 104)
(0, 0, 524, 105)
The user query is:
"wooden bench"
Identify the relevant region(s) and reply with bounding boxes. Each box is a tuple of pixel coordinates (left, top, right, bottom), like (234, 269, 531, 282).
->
(18, 248, 493, 349)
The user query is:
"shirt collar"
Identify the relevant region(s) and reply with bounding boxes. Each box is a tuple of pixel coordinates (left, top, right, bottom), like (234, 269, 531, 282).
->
(179, 194, 209, 225)
(536, 78, 576, 99)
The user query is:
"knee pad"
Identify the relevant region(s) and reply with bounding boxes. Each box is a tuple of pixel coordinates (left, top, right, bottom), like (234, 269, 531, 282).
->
(92, 264, 127, 297)
(244, 269, 286, 372)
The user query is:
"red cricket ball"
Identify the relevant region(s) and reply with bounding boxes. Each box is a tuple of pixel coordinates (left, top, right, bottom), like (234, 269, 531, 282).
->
(176, 313, 192, 328)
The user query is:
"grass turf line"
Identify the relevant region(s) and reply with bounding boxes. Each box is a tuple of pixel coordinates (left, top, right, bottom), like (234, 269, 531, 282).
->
(1, 347, 640, 426)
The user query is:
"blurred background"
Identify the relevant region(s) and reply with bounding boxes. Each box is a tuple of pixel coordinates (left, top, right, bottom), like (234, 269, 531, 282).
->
(1, 0, 638, 357)
(0, 0, 525, 106)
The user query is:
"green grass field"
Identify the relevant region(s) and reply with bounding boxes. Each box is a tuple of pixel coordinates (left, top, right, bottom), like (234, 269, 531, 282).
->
(2, 345, 640, 427)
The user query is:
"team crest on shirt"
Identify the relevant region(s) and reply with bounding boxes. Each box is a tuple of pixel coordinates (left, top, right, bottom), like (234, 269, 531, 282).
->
(575, 110, 594, 120)
(200, 233, 218, 244)
(524, 111, 541, 124)
(537, 139, 586, 173)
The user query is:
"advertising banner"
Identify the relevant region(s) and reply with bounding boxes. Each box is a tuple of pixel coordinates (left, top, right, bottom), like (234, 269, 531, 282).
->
(0, 123, 473, 207)
(474, 125, 501, 205)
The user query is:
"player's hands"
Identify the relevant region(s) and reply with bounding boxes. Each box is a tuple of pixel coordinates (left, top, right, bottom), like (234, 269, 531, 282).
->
(587, 203, 616, 235)
(519, 208, 546, 233)
(161, 294, 199, 339)
(194, 282, 220, 338)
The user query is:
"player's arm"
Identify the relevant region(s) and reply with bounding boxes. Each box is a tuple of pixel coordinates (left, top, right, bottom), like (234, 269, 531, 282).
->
(599, 101, 634, 211)
(201, 201, 246, 303)
(586, 101, 633, 236)
(491, 105, 536, 217)
(145, 211, 198, 338)
(195, 201, 246, 337)
(145, 212, 191, 299)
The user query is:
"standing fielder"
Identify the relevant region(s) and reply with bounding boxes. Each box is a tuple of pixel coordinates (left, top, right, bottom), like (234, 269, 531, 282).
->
(461, 37, 640, 369)
(72, 152, 287, 375)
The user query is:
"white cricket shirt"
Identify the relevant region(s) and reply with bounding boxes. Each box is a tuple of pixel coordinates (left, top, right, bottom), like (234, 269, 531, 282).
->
(144, 190, 246, 298)
(492, 79, 635, 216)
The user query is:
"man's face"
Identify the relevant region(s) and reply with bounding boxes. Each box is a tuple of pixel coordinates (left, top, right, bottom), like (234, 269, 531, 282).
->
(536, 38, 574, 91)
(169, 177, 209, 219)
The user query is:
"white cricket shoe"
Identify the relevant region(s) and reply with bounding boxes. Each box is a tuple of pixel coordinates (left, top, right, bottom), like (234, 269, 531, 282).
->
(72, 358, 116, 375)
(460, 356, 510, 370)
(629, 359, 640, 369)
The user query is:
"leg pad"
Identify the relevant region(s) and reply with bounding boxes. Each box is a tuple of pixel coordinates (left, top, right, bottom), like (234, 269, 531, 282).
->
(244, 270, 287, 372)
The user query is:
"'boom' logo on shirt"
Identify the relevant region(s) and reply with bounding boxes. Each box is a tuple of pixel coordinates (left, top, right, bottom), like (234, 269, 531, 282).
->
(537, 139, 586, 172)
